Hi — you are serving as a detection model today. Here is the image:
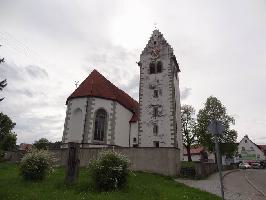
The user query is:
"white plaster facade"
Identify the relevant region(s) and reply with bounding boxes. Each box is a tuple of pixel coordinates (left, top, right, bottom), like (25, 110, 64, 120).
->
(138, 30, 182, 150)
(63, 97, 138, 147)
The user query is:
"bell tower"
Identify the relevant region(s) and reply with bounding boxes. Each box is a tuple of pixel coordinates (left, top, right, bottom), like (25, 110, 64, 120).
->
(138, 29, 182, 149)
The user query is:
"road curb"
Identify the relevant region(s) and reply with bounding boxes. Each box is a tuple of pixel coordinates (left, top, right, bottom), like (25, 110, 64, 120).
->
(222, 169, 240, 179)
(244, 171, 266, 197)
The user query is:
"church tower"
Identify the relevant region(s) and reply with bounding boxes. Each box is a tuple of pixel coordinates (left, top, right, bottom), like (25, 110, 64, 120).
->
(138, 29, 182, 149)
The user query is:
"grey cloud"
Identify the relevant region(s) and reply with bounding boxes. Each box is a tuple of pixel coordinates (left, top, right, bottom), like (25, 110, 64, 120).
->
(180, 87, 192, 100)
(1, 62, 48, 81)
(1, 62, 24, 81)
(25, 65, 48, 79)
(6, 88, 34, 98)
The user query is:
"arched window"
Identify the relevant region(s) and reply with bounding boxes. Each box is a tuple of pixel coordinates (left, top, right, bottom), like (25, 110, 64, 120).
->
(156, 61, 162, 73)
(149, 63, 155, 74)
(69, 108, 83, 142)
(94, 109, 107, 141)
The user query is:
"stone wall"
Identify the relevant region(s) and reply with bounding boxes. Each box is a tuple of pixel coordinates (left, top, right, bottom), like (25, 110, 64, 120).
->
(4, 147, 180, 177)
(194, 162, 217, 179)
(50, 147, 180, 177)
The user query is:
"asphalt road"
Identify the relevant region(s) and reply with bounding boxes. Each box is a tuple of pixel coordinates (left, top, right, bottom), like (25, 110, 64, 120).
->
(224, 169, 266, 200)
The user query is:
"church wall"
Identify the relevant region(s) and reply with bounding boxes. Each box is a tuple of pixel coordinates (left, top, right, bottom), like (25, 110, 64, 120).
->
(66, 98, 87, 143)
(173, 71, 183, 159)
(114, 103, 132, 147)
(129, 122, 138, 147)
(139, 35, 176, 147)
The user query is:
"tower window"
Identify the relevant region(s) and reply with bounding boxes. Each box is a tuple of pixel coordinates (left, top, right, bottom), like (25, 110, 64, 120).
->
(153, 107, 158, 117)
(153, 125, 158, 135)
(157, 61, 162, 73)
(153, 141, 159, 148)
(149, 63, 155, 74)
(154, 90, 158, 98)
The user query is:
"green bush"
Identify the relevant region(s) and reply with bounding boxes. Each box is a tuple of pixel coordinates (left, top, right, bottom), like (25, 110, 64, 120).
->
(88, 150, 130, 191)
(180, 161, 196, 178)
(19, 149, 53, 181)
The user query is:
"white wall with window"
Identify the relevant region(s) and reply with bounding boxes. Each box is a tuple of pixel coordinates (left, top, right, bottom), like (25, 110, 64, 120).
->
(67, 98, 87, 143)
(237, 135, 265, 161)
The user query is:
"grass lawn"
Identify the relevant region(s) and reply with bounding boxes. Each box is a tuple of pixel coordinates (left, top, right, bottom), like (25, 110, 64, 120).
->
(0, 162, 220, 200)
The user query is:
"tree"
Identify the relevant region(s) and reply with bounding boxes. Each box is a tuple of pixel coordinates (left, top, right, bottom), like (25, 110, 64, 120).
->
(0, 45, 7, 102)
(181, 105, 197, 162)
(0, 112, 17, 150)
(33, 138, 50, 150)
(196, 96, 237, 156)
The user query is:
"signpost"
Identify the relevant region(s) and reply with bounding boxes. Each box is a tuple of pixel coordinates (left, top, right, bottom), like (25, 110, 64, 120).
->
(208, 120, 225, 200)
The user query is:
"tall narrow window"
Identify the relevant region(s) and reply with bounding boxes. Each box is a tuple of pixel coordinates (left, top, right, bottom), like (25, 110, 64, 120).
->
(94, 109, 107, 141)
(157, 61, 162, 73)
(154, 90, 158, 98)
(153, 107, 158, 117)
(149, 63, 155, 74)
(153, 124, 158, 135)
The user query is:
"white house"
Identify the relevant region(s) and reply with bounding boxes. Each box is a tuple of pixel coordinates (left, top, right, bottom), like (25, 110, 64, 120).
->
(236, 135, 266, 162)
(62, 29, 183, 151)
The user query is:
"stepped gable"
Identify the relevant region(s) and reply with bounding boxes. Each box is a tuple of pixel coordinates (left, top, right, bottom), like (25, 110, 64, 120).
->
(67, 69, 139, 122)
(141, 29, 172, 56)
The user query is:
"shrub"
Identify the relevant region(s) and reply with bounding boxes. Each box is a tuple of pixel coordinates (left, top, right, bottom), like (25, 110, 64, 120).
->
(19, 149, 53, 181)
(88, 150, 130, 191)
(180, 161, 196, 178)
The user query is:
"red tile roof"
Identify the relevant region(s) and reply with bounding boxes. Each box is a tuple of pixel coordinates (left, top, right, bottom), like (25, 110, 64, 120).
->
(183, 146, 205, 155)
(258, 145, 266, 156)
(67, 69, 139, 122)
(19, 143, 32, 151)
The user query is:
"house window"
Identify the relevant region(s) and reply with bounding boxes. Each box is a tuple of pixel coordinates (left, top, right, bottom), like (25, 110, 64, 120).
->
(153, 141, 159, 148)
(245, 140, 247, 143)
(153, 125, 158, 135)
(150, 63, 156, 74)
(153, 107, 158, 117)
(250, 147, 254, 151)
(94, 109, 107, 141)
(242, 147, 245, 151)
(133, 137, 137, 143)
(154, 90, 158, 98)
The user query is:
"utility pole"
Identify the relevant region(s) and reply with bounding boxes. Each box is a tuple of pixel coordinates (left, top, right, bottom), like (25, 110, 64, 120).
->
(208, 120, 225, 200)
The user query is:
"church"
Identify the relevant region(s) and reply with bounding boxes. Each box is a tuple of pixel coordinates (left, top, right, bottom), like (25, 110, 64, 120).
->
(62, 29, 182, 149)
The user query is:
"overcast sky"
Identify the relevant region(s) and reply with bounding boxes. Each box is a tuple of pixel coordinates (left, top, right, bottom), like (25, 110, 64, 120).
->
(0, 0, 265, 144)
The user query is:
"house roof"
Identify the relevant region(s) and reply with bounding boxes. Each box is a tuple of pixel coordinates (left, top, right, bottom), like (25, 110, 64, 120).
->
(19, 143, 32, 151)
(258, 145, 266, 156)
(183, 146, 205, 155)
(67, 69, 139, 122)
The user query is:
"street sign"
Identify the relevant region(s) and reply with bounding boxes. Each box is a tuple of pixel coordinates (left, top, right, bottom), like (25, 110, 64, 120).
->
(208, 120, 225, 200)
(208, 120, 225, 135)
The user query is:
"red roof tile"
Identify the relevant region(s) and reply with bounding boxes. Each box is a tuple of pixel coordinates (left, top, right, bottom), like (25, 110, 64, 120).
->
(258, 145, 266, 156)
(183, 146, 205, 155)
(67, 69, 139, 122)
